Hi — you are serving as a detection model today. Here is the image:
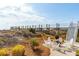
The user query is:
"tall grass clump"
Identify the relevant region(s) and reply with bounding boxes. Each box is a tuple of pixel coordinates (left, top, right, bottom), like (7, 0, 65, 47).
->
(31, 39, 39, 47)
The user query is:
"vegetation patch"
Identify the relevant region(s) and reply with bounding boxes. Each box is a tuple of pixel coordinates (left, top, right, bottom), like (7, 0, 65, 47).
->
(12, 45, 25, 56)
(0, 48, 9, 56)
(76, 50, 79, 56)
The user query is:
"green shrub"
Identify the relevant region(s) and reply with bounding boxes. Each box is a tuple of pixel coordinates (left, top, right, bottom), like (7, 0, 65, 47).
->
(29, 28, 36, 33)
(76, 50, 79, 56)
(0, 48, 9, 56)
(31, 39, 39, 46)
(76, 37, 79, 42)
(12, 45, 25, 56)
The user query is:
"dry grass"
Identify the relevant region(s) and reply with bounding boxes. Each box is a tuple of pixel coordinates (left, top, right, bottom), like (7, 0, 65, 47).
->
(0, 48, 9, 56)
(12, 45, 25, 56)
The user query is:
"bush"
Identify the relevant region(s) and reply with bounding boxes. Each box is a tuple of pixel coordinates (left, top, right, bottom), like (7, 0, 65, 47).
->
(29, 28, 36, 33)
(43, 30, 50, 35)
(0, 48, 9, 56)
(76, 37, 79, 42)
(12, 45, 25, 56)
(31, 39, 39, 47)
(76, 50, 79, 56)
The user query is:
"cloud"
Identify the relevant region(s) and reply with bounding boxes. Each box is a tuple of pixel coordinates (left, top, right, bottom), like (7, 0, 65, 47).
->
(1, 1, 70, 29)
(0, 0, 27, 7)
(0, 0, 48, 29)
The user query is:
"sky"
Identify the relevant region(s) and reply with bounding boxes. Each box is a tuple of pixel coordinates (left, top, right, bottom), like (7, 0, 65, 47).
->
(0, 0, 79, 29)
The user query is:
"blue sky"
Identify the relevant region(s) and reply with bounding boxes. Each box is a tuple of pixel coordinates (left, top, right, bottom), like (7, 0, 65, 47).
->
(31, 3, 79, 23)
(0, 1, 79, 29)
